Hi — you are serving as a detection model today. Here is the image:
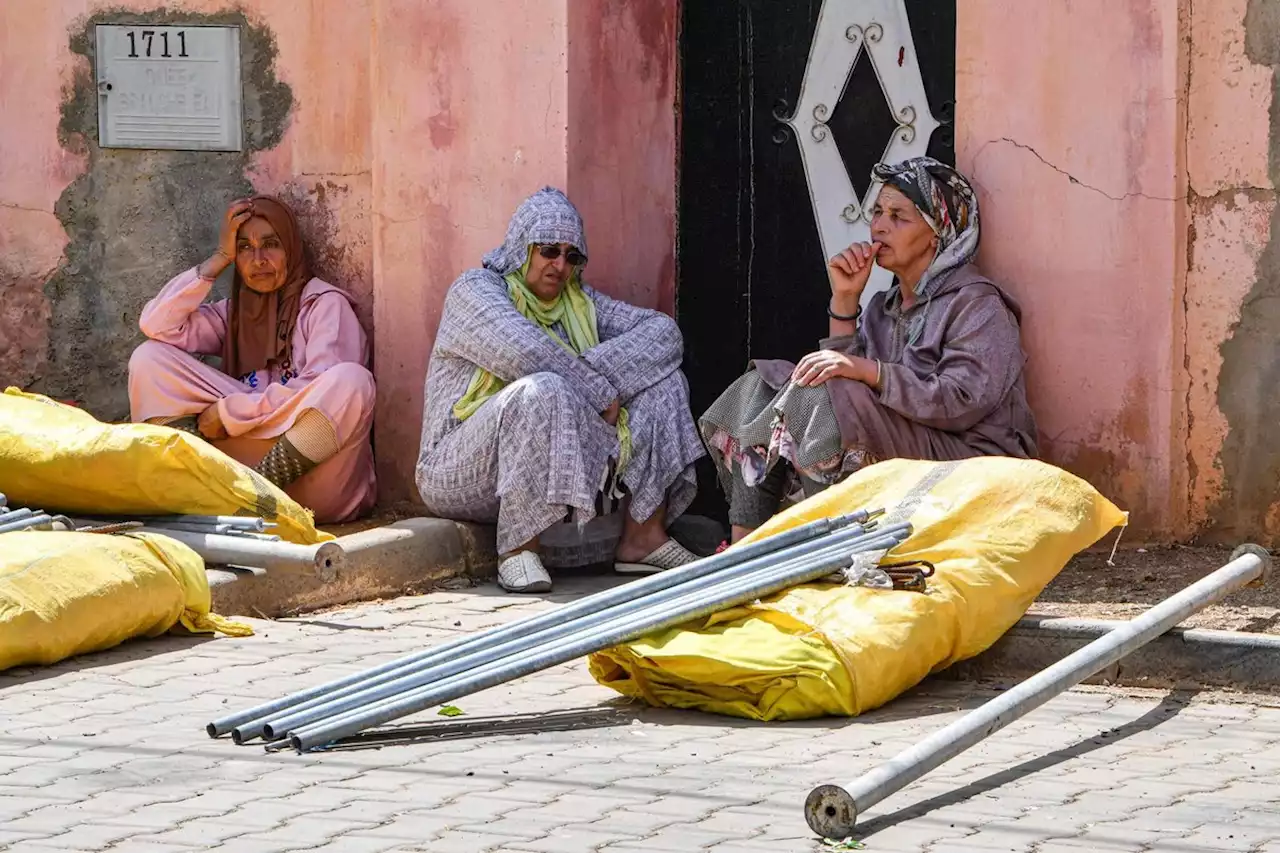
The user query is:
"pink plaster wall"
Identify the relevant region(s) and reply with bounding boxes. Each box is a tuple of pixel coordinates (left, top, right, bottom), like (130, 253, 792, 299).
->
(956, 0, 1188, 537)
(0, 0, 678, 507)
(567, 0, 679, 312)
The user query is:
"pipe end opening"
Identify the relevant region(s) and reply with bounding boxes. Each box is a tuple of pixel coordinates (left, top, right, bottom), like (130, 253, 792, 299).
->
(804, 785, 858, 841)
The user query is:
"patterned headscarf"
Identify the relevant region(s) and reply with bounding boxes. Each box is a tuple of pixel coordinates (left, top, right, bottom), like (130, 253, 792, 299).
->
(872, 157, 980, 298)
(482, 187, 589, 276)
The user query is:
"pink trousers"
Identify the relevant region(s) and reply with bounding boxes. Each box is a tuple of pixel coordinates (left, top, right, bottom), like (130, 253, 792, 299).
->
(128, 341, 376, 523)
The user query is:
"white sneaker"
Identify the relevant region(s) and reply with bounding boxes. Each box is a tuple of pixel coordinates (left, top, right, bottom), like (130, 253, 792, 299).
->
(497, 551, 553, 593)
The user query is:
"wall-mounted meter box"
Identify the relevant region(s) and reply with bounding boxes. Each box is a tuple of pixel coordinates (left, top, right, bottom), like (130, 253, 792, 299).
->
(95, 24, 243, 151)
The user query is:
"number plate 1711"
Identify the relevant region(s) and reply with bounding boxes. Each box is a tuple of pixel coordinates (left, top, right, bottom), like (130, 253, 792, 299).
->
(95, 24, 243, 152)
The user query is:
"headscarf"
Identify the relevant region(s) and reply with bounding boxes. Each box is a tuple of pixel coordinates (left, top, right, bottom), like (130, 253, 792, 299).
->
(221, 196, 310, 379)
(456, 188, 631, 473)
(481, 186, 590, 276)
(871, 156, 980, 299)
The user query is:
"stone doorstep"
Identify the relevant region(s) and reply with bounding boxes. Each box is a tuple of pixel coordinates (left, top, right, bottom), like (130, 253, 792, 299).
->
(209, 520, 1280, 693)
(208, 517, 498, 619)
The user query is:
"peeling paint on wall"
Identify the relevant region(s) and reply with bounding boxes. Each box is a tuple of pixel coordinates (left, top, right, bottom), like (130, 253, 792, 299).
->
(1207, 0, 1280, 541)
(37, 7, 292, 420)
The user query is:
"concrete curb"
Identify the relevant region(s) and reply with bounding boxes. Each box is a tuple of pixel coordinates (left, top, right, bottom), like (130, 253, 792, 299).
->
(949, 615, 1280, 692)
(209, 518, 497, 618)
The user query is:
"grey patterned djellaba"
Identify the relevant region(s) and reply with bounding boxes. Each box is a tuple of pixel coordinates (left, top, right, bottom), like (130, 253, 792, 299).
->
(415, 188, 705, 559)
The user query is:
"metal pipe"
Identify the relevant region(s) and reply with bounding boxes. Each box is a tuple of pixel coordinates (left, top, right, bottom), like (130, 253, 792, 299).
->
(0, 513, 52, 533)
(803, 543, 1274, 840)
(221, 530, 282, 542)
(286, 527, 912, 752)
(247, 522, 910, 743)
(135, 526, 344, 579)
(138, 515, 268, 531)
(207, 510, 878, 738)
(146, 522, 258, 536)
(0, 508, 34, 525)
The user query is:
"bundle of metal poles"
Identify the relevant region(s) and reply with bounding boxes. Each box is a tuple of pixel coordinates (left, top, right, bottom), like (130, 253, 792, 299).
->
(209, 508, 914, 753)
(0, 493, 73, 533)
(0, 499, 342, 578)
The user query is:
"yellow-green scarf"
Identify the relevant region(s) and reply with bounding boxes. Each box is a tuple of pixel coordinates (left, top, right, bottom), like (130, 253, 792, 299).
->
(452, 259, 632, 474)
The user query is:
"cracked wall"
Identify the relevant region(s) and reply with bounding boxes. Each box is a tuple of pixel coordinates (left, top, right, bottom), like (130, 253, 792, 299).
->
(0, 2, 373, 423)
(957, 0, 1186, 537)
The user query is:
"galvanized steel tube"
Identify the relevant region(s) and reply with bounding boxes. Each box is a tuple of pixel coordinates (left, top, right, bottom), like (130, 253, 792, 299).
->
(207, 511, 875, 738)
(286, 526, 912, 752)
(136, 527, 345, 578)
(138, 515, 268, 531)
(0, 513, 52, 533)
(803, 544, 1273, 840)
(248, 522, 910, 743)
(0, 508, 34, 525)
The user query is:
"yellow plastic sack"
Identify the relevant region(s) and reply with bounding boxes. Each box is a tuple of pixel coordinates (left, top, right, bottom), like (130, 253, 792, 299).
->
(590, 457, 1127, 721)
(0, 531, 252, 672)
(0, 388, 329, 545)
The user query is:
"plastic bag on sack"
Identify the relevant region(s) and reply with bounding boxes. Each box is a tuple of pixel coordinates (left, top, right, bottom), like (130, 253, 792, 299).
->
(0, 388, 329, 545)
(589, 457, 1127, 721)
(0, 531, 252, 672)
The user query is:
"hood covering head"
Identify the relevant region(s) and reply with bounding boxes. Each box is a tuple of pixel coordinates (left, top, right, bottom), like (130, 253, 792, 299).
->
(482, 187, 589, 277)
(222, 195, 311, 379)
(872, 156, 980, 298)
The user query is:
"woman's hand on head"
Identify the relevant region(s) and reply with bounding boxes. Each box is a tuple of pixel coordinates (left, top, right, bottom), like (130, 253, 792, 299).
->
(792, 350, 878, 387)
(218, 199, 255, 261)
(198, 199, 254, 282)
(827, 241, 882, 302)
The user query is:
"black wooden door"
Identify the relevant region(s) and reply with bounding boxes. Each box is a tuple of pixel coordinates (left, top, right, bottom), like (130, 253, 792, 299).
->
(677, 0, 956, 518)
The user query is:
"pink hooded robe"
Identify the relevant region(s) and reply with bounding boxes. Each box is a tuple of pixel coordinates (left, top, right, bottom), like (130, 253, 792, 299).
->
(129, 267, 376, 523)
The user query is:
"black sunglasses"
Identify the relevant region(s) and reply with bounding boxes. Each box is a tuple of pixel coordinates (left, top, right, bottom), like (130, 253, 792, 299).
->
(536, 244, 586, 266)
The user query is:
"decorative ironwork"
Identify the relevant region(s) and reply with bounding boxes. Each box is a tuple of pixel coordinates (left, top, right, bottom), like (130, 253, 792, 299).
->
(811, 103, 831, 142)
(840, 204, 862, 224)
(894, 105, 917, 144)
(844, 22, 884, 44)
(772, 98, 794, 145)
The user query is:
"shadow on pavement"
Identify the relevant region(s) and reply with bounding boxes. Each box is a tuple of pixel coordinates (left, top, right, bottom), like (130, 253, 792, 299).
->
(853, 688, 1199, 840)
(0, 633, 215, 689)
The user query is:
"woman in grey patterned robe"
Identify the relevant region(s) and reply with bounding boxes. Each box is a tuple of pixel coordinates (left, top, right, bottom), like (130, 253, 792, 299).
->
(701, 158, 1039, 544)
(416, 188, 705, 593)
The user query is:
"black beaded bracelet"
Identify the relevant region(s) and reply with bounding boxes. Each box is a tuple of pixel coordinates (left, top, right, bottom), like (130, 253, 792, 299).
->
(827, 300, 861, 322)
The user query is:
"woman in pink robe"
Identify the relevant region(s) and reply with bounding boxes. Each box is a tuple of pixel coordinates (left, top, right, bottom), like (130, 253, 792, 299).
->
(128, 196, 376, 524)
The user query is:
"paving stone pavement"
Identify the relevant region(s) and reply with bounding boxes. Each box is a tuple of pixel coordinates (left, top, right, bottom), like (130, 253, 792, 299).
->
(4, 572, 1280, 852)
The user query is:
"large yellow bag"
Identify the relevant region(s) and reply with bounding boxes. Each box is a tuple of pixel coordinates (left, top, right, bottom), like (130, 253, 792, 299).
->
(0, 389, 328, 545)
(0, 531, 251, 671)
(590, 457, 1126, 721)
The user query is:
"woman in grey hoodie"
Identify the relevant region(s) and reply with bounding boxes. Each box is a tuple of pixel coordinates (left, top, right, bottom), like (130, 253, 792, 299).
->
(700, 157, 1039, 544)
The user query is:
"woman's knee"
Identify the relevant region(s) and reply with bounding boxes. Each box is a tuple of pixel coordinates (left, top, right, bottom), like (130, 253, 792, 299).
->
(128, 339, 185, 379)
(313, 362, 376, 412)
(509, 372, 577, 403)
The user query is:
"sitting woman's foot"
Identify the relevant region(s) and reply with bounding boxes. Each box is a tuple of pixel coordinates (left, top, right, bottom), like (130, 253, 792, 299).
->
(614, 538, 700, 575)
(497, 551, 553, 593)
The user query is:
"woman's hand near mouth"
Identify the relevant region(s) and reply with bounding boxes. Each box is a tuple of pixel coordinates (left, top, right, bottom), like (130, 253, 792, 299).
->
(827, 241, 882, 305)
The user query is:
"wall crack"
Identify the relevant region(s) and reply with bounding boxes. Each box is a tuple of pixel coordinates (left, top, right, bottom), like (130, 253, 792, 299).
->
(972, 136, 1185, 202)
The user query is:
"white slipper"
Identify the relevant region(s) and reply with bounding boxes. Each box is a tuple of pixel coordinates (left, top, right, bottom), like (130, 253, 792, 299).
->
(497, 551, 553, 593)
(615, 539, 700, 575)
